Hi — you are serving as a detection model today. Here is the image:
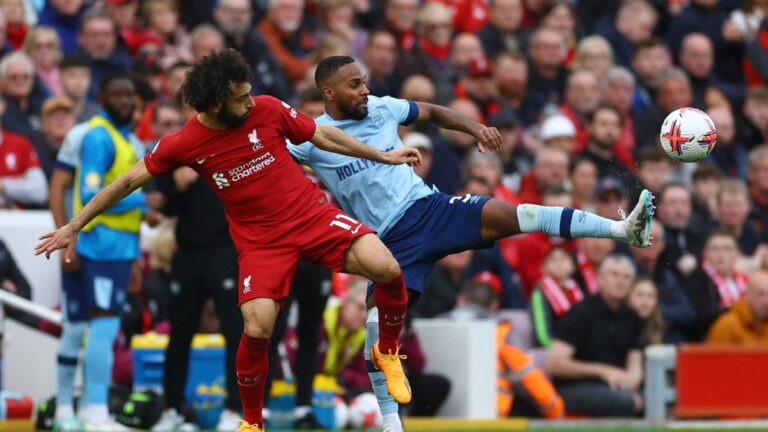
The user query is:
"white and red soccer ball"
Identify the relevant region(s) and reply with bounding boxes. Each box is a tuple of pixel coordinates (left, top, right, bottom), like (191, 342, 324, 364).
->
(348, 393, 383, 429)
(659, 107, 717, 163)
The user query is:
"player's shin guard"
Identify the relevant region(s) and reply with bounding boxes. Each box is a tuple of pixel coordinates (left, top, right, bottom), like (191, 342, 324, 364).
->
(82, 316, 120, 407)
(372, 273, 407, 353)
(516, 205, 622, 239)
(365, 308, 401, 418)
(237, 334, 270, 427)
(56, 320, 87, 417)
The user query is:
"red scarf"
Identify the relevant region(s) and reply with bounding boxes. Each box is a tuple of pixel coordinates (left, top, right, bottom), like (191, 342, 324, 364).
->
(419, 38, 451, 61)
(702, 260, 748, 308)
(540, 275, 583, 317)
(576, 250, 599, 295)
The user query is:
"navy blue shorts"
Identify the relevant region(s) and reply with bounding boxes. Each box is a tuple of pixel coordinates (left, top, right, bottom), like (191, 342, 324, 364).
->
(62, 257, 132, 321)
(379, 192, 493, 293)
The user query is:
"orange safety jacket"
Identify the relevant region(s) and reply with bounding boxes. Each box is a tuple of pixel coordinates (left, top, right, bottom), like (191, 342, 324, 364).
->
(496, 321, 564, 419)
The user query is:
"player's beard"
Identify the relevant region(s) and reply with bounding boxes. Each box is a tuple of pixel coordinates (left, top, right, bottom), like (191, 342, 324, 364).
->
(104, 104, 134, 127)
(218, 105, 251, 128)
(339, 97, 368, 120)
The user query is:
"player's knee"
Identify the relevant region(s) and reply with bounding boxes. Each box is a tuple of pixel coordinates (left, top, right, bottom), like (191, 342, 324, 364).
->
(243, 319, 272, 338)
(371, 257, 402, 283)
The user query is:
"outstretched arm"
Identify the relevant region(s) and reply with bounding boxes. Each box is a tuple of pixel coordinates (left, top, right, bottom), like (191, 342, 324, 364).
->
(34, 159, 153, 261)
(415, 102, 502, 153)
(311, 124, 422, 166)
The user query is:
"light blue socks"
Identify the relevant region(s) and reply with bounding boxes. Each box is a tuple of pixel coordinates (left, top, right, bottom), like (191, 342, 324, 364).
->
(516, 205, 623, 239)
(82, 316, 120, 406)
(56, 320, 87, 417)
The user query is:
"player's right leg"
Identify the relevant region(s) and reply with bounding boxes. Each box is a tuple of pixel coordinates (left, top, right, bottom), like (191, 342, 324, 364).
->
(55, 267, 87, 432)
(344, 233, 412, 405)
(235, 248, 300, 432)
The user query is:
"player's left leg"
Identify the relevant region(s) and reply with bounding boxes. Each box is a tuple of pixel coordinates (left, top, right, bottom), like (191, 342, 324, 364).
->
(480, 190, 655, 247)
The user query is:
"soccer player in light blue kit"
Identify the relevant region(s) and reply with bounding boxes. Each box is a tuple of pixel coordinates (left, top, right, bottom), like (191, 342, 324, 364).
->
(289, 57, 654, 431)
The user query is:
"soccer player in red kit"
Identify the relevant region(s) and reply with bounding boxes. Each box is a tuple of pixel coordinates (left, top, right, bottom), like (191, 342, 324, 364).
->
(35, 49, 420, 432)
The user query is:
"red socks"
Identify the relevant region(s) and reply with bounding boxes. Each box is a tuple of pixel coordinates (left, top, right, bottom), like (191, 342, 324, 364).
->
(237, 334, 270, 427)
(373, 272, 408, 353)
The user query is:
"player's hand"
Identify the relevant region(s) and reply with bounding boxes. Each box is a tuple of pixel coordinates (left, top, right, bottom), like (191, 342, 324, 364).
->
(475, 126, 502, 153)
(35, 224, 79, 263)
(383, 147, 422, 166)
(60, 251, 80, 272)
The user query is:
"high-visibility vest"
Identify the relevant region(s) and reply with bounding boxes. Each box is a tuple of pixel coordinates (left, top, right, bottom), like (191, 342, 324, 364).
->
(496, 321, 564, 419)
(73, 116, 142, 233)
(322, 303, 366, 376)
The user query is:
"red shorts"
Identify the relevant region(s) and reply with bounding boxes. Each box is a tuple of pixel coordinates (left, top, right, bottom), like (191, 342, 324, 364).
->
(237, 204, 374, 305)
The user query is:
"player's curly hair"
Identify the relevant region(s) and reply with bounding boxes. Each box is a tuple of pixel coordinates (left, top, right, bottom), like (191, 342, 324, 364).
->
(181, 48, 252, 113)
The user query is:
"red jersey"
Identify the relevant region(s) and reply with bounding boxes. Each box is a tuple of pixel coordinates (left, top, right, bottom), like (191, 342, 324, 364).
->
(0, 130, 41, 177)
(144, 96, 321, 251)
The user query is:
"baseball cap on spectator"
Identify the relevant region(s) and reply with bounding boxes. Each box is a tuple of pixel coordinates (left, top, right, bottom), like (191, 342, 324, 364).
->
(466, 57, 493, 78)
(540, 114, 576, 141)
(41, 97, 74, 118)
(595, 176, 624, 201)
(472, 271, 502, 296)
(402, 132, 432, 152)
(488, 109, 517, 129)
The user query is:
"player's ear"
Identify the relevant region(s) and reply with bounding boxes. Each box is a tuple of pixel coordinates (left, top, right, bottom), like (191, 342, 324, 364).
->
(321, 85, 334, 101)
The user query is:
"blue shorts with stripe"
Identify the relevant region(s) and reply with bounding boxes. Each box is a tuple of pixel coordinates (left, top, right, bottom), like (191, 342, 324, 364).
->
(62, 257, 132, 321)
(378, 192, 493, 294)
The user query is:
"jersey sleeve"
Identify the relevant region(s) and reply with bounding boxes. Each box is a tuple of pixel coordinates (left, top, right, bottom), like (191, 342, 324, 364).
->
(286, 141, 313, 164)
(270, 97, 317, 144)
(379, 96, 419, 126)
(144, 132, 184, 176)
(56, 123, 87, 172)
(16, 135, 41, 171)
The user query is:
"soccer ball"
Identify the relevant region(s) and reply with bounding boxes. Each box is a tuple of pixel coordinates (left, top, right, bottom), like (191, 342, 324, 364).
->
(659, 107, 717, 163)
(348, 393, 383, 429)
(334, 396, 350, 429)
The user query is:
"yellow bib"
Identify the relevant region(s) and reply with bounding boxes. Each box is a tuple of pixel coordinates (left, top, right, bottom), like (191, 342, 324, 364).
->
(74, 116, 142, 233)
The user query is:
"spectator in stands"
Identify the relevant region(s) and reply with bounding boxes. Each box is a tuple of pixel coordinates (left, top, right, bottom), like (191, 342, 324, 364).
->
(739, 86, 768, 147)
(683, 229, 748, 341)
(527, 27, 567, 104)
(213, 0, 291, 100)
(380, 0, 419, 51)
(363, 30, 398, 97)
(707, 105, 748, 181)
(716, 179, 762, 256)
(258, 0, 314, 83)
(59, 56, 100, 122)
(0, 51, 46, 137)
(597, 0, 658, 69)
(579, 103, 641, 199)
(631, 219, 694, 343)
(439, 279, 500, 320)
(574, 36, 614, 81)
(748, 146, 768, 236)
(633, 148, 670, 207)
(151, 101, 185, 144)
(399, 74, 435, 104)
(491, 110, 531, 182)
(36, 97, 76, 179)
(296, 87, 325, 119)
(601, 67, 637, 166)
(140, 0, 192, 70)
(435, 32, 486, 103)
(405, 2, 453, 80)
(38, 0, 85, 55)
(569, 156, 597, 211)
(103, 0, 143, 56)
(592, 177, 628, 221)
(630, 38, 673, 112)
(657, 183, 704, 281)
(513, 146, 568, 205)
(573, 236, 615, 296)
(678, 32, 743, 108)
(539, 114, 576, 154)
(189, 24, 223, 64)
(539, 0, 576, 68)
(560, 69, 600, 153)
(22, 26, 63, 97)
(530, 246, 581, 348)
(546, 254, 643, 417)
(627, 277, 664, 346)
(74, 9, 132, 100)
(0, 94, 47, 209)
(493, 51, 547, 127)
(691, 164, 722, 230)
(403, 132, 433, 180)
(455, 57, 501, 123)
(707, 270, 768, 345)
(477, 0, 525, 59)
(1, 0, 27, 50)
(410, 250, 475, 319)
(162, 62, 190, 103)
(638, 68, 695, 148)
(315, 0, 369, 60)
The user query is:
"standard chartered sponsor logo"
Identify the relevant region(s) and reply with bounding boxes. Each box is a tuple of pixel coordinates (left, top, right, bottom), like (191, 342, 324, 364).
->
(228, 152, 276, 181)
(212, 172, 230, 189)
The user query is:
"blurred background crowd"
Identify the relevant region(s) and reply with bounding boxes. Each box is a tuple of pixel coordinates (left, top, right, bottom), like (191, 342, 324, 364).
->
(2, 0, 768, 426)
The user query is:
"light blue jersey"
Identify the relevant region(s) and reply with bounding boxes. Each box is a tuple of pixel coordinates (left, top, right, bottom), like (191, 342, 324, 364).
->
(55, 122, 89, 219)
(288, 96, 434, 236)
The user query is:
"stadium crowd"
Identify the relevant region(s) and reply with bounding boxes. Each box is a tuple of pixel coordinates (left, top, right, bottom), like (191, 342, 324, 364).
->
(3, 0, 768, 429)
